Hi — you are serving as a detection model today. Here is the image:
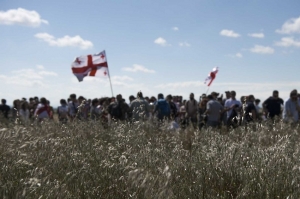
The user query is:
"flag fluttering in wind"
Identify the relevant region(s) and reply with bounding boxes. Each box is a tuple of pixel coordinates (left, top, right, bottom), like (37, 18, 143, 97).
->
(204, 67, 218, 86)
(71, 50, 109, 82)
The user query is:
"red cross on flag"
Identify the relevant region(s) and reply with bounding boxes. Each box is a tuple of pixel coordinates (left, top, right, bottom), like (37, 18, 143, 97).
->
(204, 67, 218, 86)
(71, 50, 109, 82)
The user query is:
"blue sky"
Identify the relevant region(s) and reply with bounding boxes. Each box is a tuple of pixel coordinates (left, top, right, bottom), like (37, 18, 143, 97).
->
(1, 0, 300, 106)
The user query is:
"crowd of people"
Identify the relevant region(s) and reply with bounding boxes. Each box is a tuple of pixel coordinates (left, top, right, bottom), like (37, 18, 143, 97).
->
(0, 89, 300, 130)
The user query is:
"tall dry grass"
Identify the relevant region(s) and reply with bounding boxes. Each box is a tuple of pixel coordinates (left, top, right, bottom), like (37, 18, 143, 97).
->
(0, 119, 300, 198)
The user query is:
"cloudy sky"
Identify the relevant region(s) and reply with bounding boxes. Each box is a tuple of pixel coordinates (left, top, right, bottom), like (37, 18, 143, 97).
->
(1, 0, 300, 106)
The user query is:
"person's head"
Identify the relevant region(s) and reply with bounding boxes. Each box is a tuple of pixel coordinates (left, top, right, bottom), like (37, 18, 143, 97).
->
(166, 94, 173, 101)
(34, 96, 39, 103)
(137, 91, 143, 99)
(110, 97, 116, 103)
(173, 96, 178, 102)
(116, 94, 122, 102)
(248, 95, 255, 102)
(158, 93, 164, 99)
(255, 99, 261, 105)
(207, 95, 214, 100)
(290, 89, 298, 100)
(92, 98, 99, 106)
(78, 96, 85, 103)
(70, 94, 76, 101)
(190, 93, 194, 100)
(230, 91, 236, 99)
(273, 90, 279, 98)
(47, 100, 51, 105)
(40, 97, 47, 105)
(60, 99, 67, 105)
(145, 96, 150, 102)
(211, 92, 219, 99)
(150, 96, 157, 103)
(225, 91, 231, 99)
(240, 96, 246, 103)
(1, 99, 6, 105)
(129, 95, 135, 102)
(21, 101, 28, 110)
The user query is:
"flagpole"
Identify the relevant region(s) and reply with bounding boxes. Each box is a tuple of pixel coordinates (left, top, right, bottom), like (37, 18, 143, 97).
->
(205, 86, 210, 95)
(105, 51, 114, 97)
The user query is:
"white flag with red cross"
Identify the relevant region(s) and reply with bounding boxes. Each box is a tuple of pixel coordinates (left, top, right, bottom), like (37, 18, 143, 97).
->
(204, 67, 218, 86)
(71, 50, 109, 82)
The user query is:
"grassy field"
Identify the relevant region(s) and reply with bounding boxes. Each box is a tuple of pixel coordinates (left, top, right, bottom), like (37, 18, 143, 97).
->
(1, 120, 300, 198)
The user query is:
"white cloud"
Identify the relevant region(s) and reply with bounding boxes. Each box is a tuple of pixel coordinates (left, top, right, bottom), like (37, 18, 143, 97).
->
(220, 29, 241, 38)
(276, 16, 300, 34)
(36, 65, 45, 70)
(154, 37, 168, 46)
(179, 42, 191, 47)
(38, 71, 58, 76)
(248, 33, 264, 38)
(122, 64, 155, 73)
(275, 37, 300, 47)
(0, 8, 48, 27)
(0, 67, 58, 88)
(111, 75, 134, 81)
(35, 33, 93, 49)
(172, 27, 179, 31)
(250, 45, 274, 54)
(235, 53, 243, 58)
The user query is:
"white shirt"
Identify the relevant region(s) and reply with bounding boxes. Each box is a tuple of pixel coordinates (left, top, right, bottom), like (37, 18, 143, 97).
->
(224, 98, 242, 118)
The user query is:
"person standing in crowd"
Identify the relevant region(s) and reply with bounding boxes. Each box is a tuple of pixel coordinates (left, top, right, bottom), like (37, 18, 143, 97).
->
(68, 94, 79, 121)
(90, 98, 101, 121)
(12, 99, 20, 121)
(254, 99, 263, 121)
(108, 94, 129, 121)
(47, 100, 54, 120)
(153, 93, 170, 122)
(262, 90, 284, 119)
(205, 94, 224, 129)
(198, 95, 208, 130)
(224, 91, 242, 129)
(0, 99, 11, 119)
(283, 89, 300, 124)
(185, 93, 198, 129)
(57, 99, 69, 123)
(19, 101, 30, 124)
(243, 95, 257, 124)
(130, 91, 149, 122)
(166, 94, 178, 120)
(34, 97, 50, 122)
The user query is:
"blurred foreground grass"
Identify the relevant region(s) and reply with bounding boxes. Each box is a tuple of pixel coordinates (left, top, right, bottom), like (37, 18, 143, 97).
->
(1, 120, 300, 198)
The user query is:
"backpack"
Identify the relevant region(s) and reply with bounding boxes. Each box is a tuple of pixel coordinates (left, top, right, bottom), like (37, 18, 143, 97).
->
(110, 103, 122, 119)
(157, 99, 171, 117)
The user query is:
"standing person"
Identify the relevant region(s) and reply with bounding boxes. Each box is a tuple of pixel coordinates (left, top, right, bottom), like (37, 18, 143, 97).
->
(262, 90, 284, 119)
(129, 91, 149, 122)
(12, 99, 20, 121)
(90, 98, 101, 121)
(57, 99, 69, 123)
(68, 94, 79, 121)
(185, 93, 198, 129)
(19, 101, 30, 125)
(205, 95, 223, 129)
(198, 96, 208, 130)
(283, 89, 300, 124)
(244, 95, 257, 124)
(224, 91, 242, 129)
(254, 99, 263, 121)
(153, 93, 171, 122)
(47, 100, 54, 120)
(108, 94, 129, 121)
(166, 94, 178, 120)
(34, 97, 50, 122)
(0, 99, 11, 120)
